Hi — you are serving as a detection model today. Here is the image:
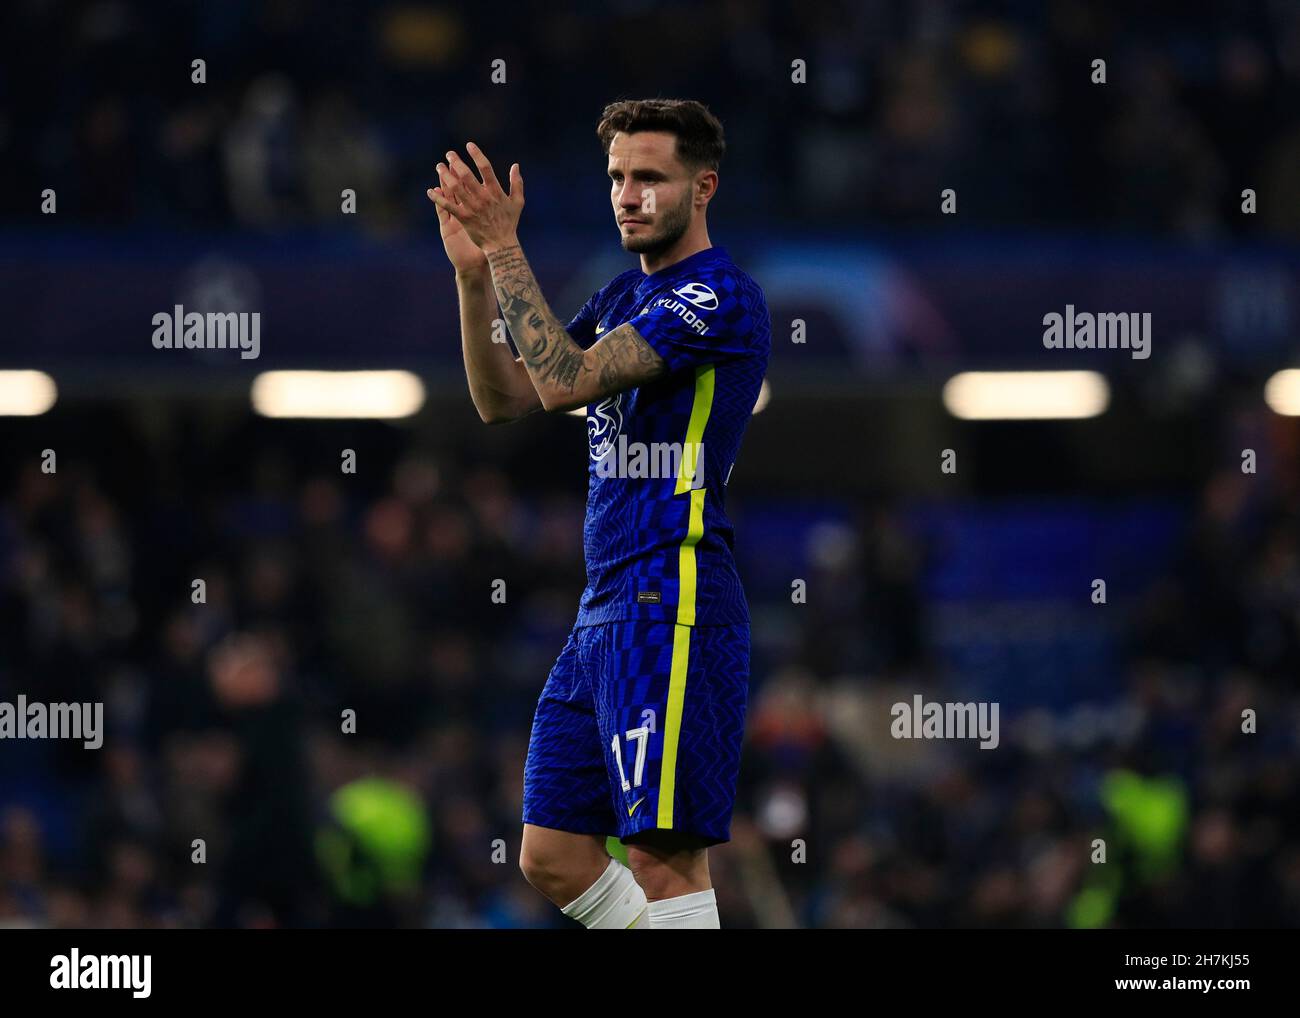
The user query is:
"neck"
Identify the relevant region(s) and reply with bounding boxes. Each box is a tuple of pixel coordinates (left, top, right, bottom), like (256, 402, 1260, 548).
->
(640, 223, 712, 275)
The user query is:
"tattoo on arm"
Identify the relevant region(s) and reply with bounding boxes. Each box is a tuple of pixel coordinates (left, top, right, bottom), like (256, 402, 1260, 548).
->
(591, 323, 665, 393)
(487, 245, 584, 392)
(486, 244, 666, 407)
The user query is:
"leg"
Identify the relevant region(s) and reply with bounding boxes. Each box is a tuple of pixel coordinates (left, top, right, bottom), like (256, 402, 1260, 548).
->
(521, 627, 647, 927)
(518, 823, 609, 907)
(594, 622, 751, 927)
(624, 830, 719, 928)
(622, 829, 711, 900)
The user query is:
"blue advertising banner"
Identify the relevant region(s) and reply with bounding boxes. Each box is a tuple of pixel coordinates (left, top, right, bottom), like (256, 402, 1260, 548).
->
(2, 231, 1296, 374)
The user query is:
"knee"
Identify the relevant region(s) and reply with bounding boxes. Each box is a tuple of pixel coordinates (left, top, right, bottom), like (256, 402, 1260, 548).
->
(519, 835, 606, 906)
(518, 842, 564, 897)
(625, 840, 709, 901)
(623, 850, 672, 901)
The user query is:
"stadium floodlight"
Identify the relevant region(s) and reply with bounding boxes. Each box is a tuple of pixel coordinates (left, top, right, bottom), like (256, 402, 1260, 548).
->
(942, 370, 1109, 420)
(0, 370, 57, 416)
(251, 370, 425, 419)
(1263, 368, 1300, 416)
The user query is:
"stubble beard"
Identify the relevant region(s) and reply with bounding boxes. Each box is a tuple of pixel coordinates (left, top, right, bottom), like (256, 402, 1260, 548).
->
(620, 191, 693, 256)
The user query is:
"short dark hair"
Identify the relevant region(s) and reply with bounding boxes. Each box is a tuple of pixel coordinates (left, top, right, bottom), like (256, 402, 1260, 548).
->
(596, 99, 725, 171)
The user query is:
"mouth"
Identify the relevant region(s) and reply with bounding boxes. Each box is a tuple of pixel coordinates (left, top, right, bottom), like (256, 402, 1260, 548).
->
(620, 219, 649, 226)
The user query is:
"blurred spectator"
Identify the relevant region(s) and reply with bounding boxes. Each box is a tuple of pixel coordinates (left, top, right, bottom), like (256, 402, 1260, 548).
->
(0, 402, 1297, 928)
(5, 0, 1300, 237)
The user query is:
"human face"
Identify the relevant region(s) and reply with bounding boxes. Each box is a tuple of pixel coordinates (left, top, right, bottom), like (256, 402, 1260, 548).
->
(607, 131, 697, 257)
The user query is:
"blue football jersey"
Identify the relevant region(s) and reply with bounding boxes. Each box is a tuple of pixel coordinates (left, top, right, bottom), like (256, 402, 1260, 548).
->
(565, 246, 770, 627)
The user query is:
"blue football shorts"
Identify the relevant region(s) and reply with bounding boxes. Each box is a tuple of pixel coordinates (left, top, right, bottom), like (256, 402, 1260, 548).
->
(522, 620, 749, 845)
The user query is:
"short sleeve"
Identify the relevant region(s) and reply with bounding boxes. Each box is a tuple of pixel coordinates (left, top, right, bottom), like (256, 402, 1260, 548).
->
(628, 273, 757, 374)
(566, 292, 600, 349)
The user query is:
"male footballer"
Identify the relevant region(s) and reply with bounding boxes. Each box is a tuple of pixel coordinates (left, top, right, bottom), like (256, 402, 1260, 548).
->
(428, 99, 770, 929)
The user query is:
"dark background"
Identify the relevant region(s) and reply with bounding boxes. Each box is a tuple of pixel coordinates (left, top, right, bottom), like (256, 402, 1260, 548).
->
(1, 0, 1298, 928)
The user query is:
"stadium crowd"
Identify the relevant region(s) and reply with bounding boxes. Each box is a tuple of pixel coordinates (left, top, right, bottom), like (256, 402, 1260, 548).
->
(3, 0, 1299, 931)
(1, 403, 1297, 928)
(4, 0, 1300, 237)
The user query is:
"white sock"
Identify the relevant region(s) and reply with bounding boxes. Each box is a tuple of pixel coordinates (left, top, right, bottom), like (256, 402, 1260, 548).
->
(561, 858, 649, 929)
(646, 888, 720, 929)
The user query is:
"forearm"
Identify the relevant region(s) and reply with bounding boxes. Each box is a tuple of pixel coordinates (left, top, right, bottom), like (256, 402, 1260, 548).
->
(484, 241, 591, 412)
(456, 266, 541, 423)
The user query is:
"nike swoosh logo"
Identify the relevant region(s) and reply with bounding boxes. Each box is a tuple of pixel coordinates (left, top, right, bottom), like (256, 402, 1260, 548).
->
(595, 323, 607, 334)
(627, 797, 645, 817)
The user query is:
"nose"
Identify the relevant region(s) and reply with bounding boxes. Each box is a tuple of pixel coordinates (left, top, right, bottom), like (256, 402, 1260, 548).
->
(617, 180, 640, 210)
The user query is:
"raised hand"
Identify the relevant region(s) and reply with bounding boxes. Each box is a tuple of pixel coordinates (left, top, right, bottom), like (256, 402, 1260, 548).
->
(428, 161, 488, 275)
(427, 142, 524, 254)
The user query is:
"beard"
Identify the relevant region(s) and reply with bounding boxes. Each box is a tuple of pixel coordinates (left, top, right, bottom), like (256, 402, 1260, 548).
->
(620, 190, 693, 256)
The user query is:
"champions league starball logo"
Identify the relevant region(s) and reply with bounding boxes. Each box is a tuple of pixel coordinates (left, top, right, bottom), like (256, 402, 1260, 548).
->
(588, 393, 624, 460)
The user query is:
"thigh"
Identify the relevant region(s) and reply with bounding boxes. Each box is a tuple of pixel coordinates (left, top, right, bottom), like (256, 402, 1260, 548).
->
(589, 621, 750, 846)
(522, 627, 617, 836)
(520, 822, 609, 872)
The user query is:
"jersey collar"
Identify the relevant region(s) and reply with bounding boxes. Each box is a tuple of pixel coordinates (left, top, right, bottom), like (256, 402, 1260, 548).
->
(638, 246, 727, 285)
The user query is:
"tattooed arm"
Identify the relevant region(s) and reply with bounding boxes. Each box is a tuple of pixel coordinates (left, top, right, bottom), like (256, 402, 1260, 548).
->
(428, 159, 540, 424)
(428, 143, 666, 414)
(454, 267, 543, 424)
(485, 243, 667, 412)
